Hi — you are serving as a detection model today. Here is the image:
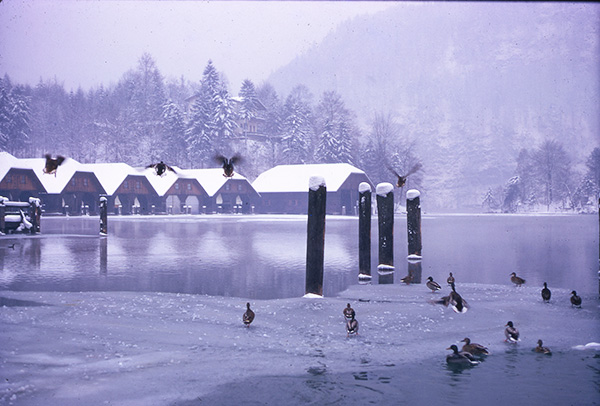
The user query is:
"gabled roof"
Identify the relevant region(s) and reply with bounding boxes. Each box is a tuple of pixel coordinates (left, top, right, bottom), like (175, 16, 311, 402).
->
(81, 162, 138, 195)
(141, 166, 182, 197)
(180, 168, 249, 197)
(9, 156, 94, 194)
(0, 151, 20, 182)
(252, 163, 369, 193)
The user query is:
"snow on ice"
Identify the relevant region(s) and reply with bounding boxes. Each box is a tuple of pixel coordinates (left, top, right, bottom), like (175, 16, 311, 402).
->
(0, 283, 598, 405)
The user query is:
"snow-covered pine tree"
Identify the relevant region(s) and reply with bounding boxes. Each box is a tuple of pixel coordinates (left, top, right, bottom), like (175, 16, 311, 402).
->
(281, 91, 311, 165)
(161, 100, 187, 166)
(186, 89, 213, 168)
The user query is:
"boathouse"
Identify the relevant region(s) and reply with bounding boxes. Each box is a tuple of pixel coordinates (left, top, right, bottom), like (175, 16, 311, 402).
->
(252, 163, 374, 215)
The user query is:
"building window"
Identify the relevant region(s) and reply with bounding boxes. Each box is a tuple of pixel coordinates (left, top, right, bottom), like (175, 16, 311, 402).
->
(237, 184, 243, 191)
(83, 178, 88, 187)
(21, 175, 26, 184)
(124, 180, 129, 189)
(225, 183, 231, 191)
(187, 183, 192, 191)
(5, 175, 11, 183)
(175, 183, 180, 190)
(71, 178, 76, 186)
(135, 181, 141, 190)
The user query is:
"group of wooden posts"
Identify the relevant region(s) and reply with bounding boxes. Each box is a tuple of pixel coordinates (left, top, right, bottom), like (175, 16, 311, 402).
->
(0, 197, 41, 234)
(305, 178, 422, 297)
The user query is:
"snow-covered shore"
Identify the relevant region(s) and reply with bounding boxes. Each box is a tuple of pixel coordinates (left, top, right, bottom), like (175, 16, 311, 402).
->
(1, 283, 598, 405)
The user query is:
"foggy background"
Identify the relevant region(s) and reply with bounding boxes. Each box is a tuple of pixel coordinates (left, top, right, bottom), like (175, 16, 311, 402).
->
(1, 1, 598, 211)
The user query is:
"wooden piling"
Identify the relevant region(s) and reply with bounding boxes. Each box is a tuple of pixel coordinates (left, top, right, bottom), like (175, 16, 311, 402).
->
(406, 189, 422, 257)
(99, 196, 108, 236)
(376, 183, 394, 284)
(29, 198, 41, 234)
(358, 182, 372, 282)
(305, 176, 326, 297)
(0, 197, 5, 233)
(100, 237, 107, 274)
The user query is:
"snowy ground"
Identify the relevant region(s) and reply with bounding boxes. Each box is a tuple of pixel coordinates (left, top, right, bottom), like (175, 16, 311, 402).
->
(0, 283, 598, 405)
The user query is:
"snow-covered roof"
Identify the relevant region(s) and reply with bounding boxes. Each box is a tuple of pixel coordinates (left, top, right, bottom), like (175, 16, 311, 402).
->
(252, 163, 369, 193)
(81, 162, 138, 195)
(0, 151, 20, 182)
(6, 155, 97, 195)
(179, 168, 249, 197)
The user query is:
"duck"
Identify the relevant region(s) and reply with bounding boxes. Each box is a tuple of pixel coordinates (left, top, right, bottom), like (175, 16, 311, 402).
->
(214, 153, 242, 178)
(504, 321, 520, 343)
(570, 291, 582, 308)
(534, 339, 552, 355)
(387, 162, 422, 188)
(461, 337, 490, 356)
(446, 345, 479, 366)
(400, 273, 413, 285)
(510, 272, 526, 287)
(243, 302, 255, 327)
(449, 282, 468, 313)
(447, 272, 455, 286)
(343, 303, 355, 320)
(346, 315, 359, 337)
(541, 282, 551, 303)
(43, 154, 66, 176)
(426, 276, 442, 292)
(146, 161, 176, 176)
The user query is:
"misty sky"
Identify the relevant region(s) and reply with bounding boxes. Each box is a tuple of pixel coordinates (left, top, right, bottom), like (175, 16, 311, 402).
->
(0, 0, 397, 92)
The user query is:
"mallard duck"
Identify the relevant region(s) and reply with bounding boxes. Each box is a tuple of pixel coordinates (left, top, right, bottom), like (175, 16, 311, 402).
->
(504, 321, 520, 343)
(426, 276, 442, 292)
(449, 283, 468, 313)
(43, 154, 66, 176)
(214, 153, 242, 178)
(570, 291, 582, 308)
(461, 337, 490, 356)
(446, 345, 479, 366)
(447, 272, 455, 286)
(146, 161, 176, 176)
(243, 302, 255, 327)
(534, 339, 552, 355)
(541, 282, 551, 303)
(343, 303, 355, 320)
(400, 274, 413, 285)
(387, 162, 422, 188)
(510, 272, 526, 287)
(346, 316, 359, 337)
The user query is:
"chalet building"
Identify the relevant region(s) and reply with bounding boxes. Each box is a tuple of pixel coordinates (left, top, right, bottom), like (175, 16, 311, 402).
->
(183, 169, 260, 214)
(143, 168, 209, 214)
(252, 163, 374, 215)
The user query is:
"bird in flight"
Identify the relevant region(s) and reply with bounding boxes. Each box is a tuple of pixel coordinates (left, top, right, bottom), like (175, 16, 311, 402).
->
(146, 161, 176, 177)
(388, 162, 422, 188)
(43, 154, 66, 176)
(214, 153, 242, 178)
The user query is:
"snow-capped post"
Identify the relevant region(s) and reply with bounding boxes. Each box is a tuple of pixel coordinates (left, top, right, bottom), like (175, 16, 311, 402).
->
(28, 197, 41, 234)
(358, 183, 372, 282)
(99, 196, 108, 236)
(376, 183, 394, 284)
(305, 176, 327, 297)
(0, 196, 6, 233)
(407, 189, 422, 257)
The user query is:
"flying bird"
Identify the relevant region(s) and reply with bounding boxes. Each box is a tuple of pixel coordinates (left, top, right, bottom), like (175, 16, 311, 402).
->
(510, 272, 526, 287)
(504, 321, 520, 343)
(388, 162, 422, 188)
(426, 276, 442, 292)
(541, 282, 551, 303)
(461, 337, 490, 357)
(146, 161, 176, 176)
(534, 339, 552, 355)
(570, 291, 582, 308)
(447, 272, 455, 286)
(43, 154, 66, 176)
(214, 153, 242, 178)
(243, 302, 255, 327)
(346, 315, 359, 337)
(343, 303, 355, 320)
(446, 345, 479, 366)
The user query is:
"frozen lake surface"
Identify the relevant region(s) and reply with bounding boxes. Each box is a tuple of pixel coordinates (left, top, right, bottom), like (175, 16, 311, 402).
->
(0, 213, 598, 298)
(0, 214, 598, 405)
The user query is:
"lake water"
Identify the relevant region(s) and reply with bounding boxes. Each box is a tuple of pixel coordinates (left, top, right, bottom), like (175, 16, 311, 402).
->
(0, 213, 597, 299)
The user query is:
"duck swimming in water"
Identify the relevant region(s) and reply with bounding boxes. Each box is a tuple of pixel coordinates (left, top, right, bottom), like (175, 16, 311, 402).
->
(534, 339, 552, 355)
(510, 272, 526, 287)
(426, 276, 442, 292)
(446, 345, 479, 366)
(243, 302, 255, 327)
(346, 315, 359, 337)
(570, 291, 582, 308)
(461, 337, 490, 356)
(541, 282, 551, 303)
(505, 321, 520, 343)
(343, 303, 355, 320)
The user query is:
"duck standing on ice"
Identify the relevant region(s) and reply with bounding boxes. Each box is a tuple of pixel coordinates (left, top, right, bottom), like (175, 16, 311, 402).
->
(570, 291, 582, 308)
(510, 272, 526, 287)
(505, 321, 520, 343)
(343, 303, 355, 320)
(426, 276, 442, 292)
(541, 282, 551, 303)
(346, 315, 359, 337)
(243, 302, 255, 327)
(447, 272, 455, 286)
